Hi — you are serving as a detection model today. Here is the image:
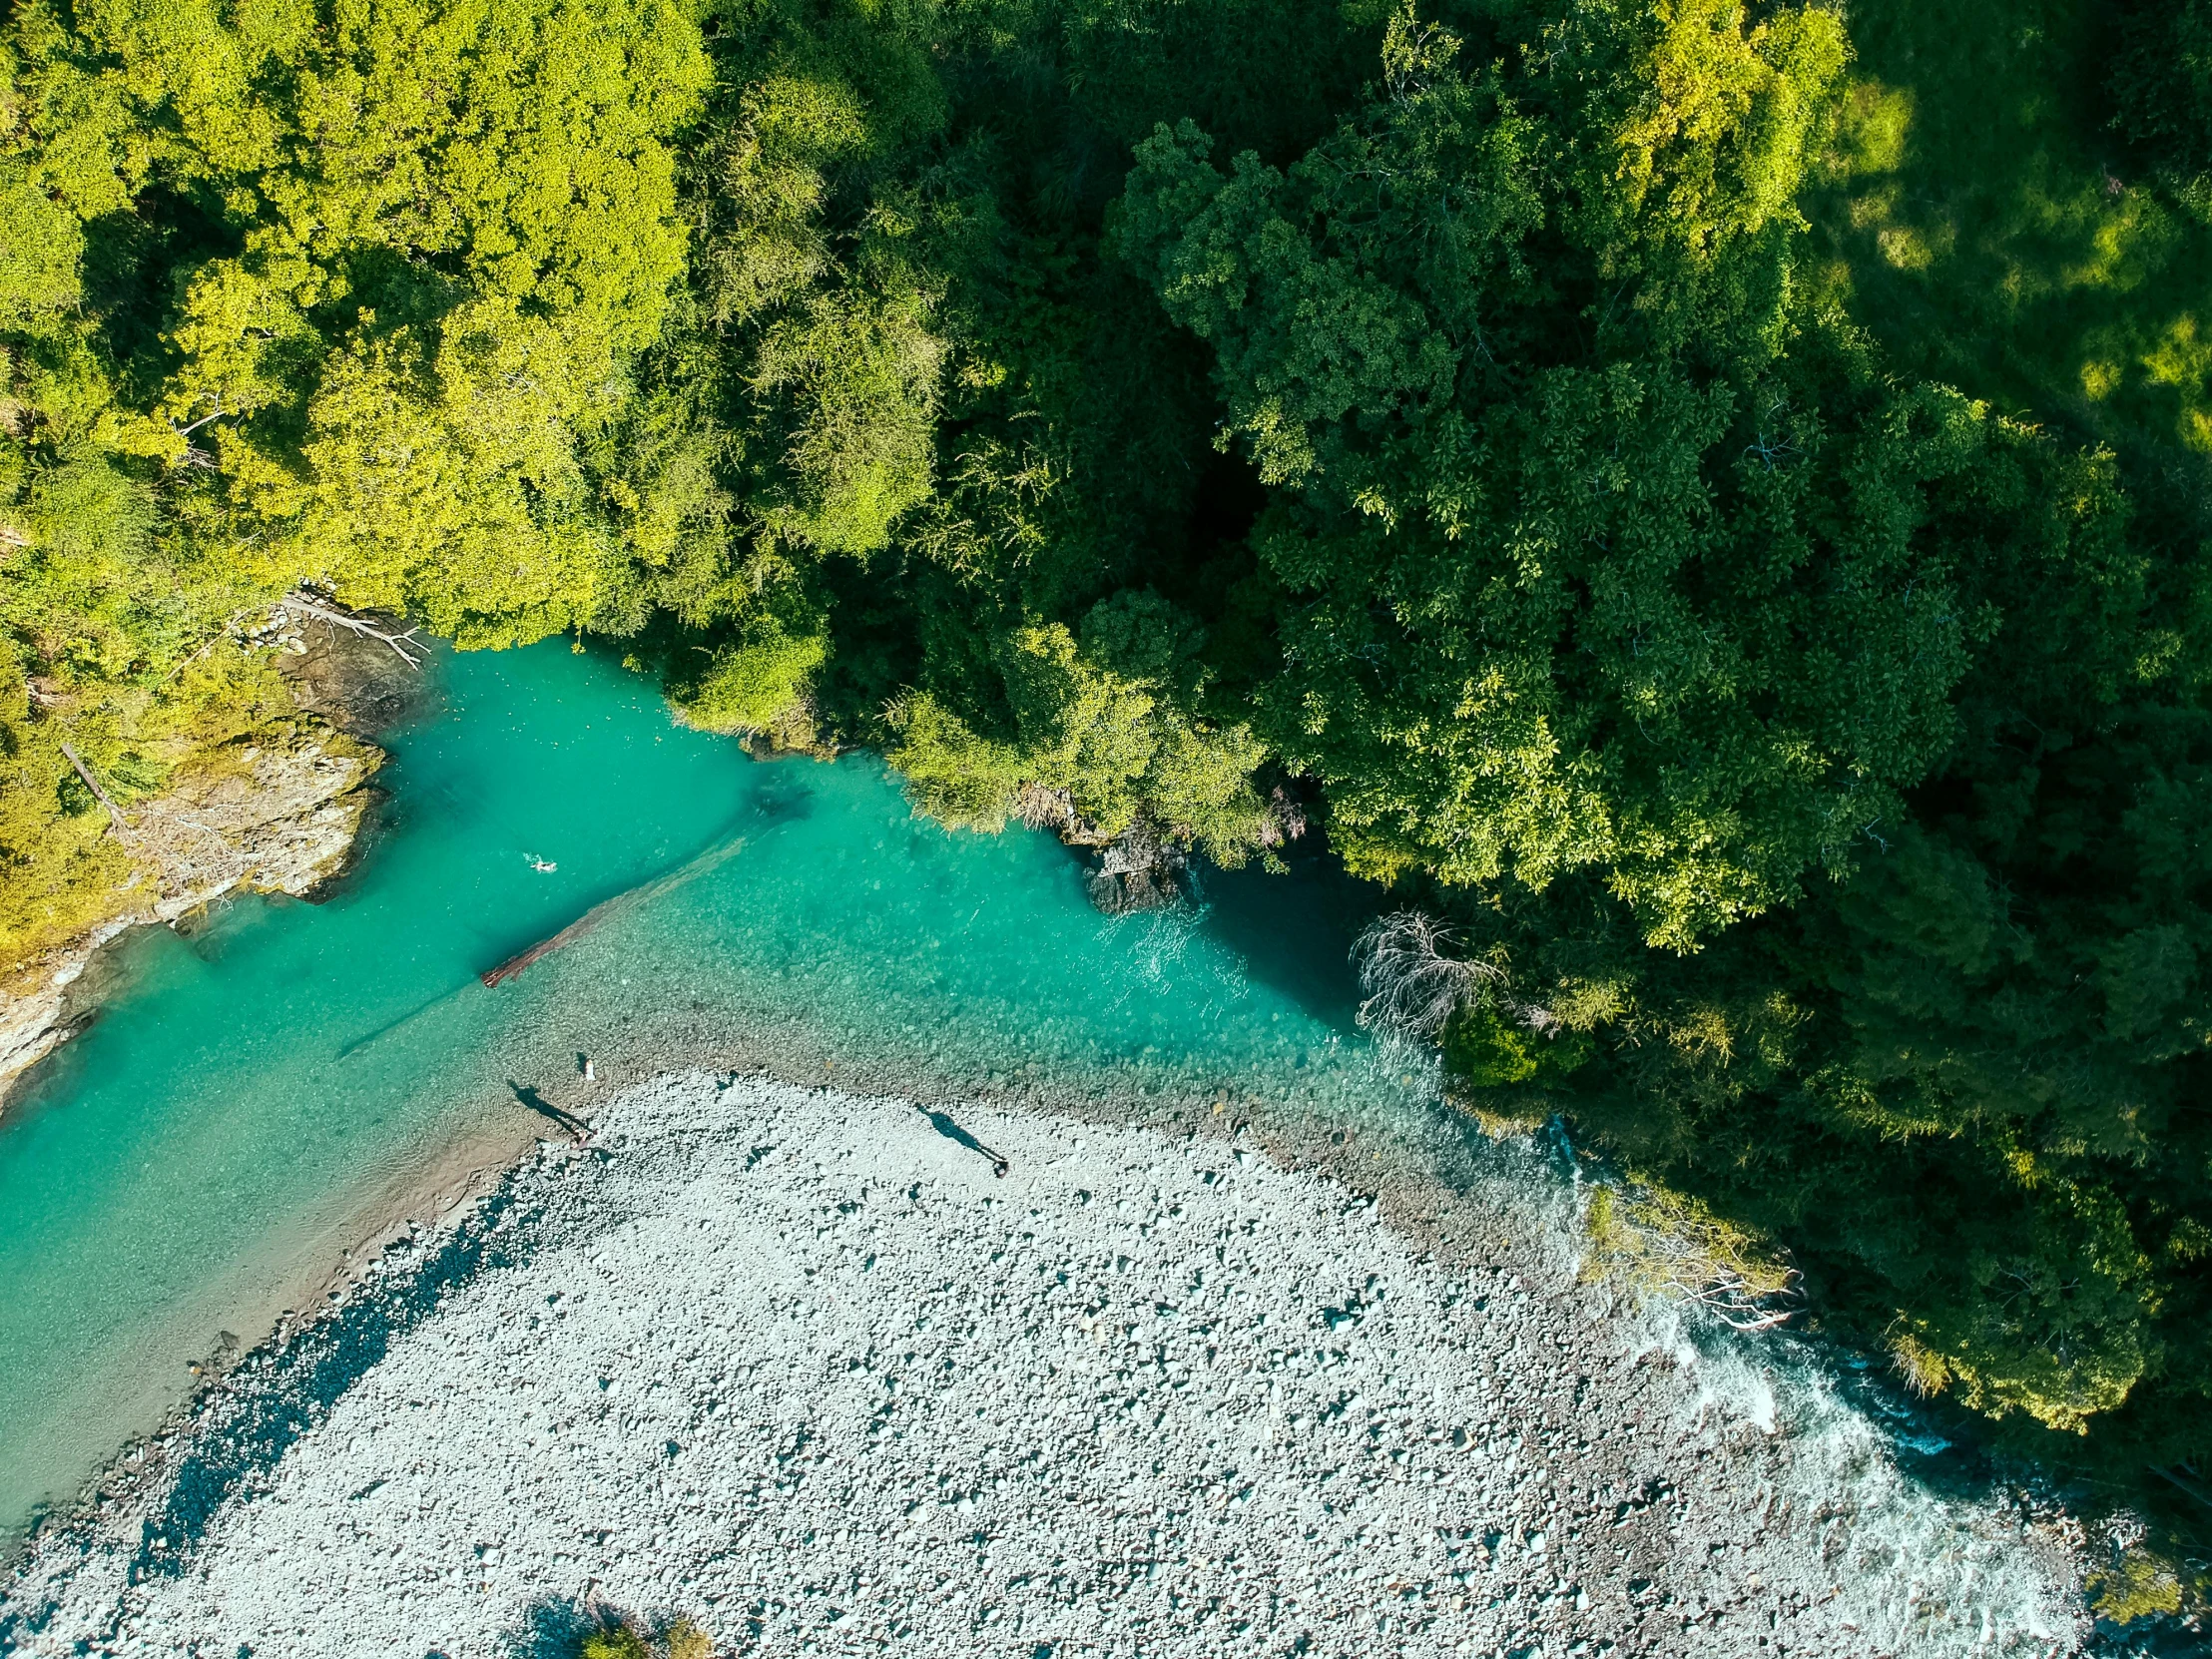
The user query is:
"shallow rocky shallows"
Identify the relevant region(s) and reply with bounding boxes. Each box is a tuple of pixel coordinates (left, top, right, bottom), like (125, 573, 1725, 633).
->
(3, 1073, 2085, 1657)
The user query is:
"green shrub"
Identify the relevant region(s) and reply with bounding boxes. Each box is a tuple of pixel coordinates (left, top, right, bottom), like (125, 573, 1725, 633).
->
(577, 1616, 713, 1659)
(1442, 1004, 1592, 1092)
(678, 619, 829, 746)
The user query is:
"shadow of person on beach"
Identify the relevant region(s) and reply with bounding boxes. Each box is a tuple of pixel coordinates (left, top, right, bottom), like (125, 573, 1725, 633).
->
(508, 1080, 590, 1142)
(921, 1107, 1009, 1177)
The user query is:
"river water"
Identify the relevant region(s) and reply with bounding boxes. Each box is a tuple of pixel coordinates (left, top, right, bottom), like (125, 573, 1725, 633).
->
(0, 641, 1412, 1542)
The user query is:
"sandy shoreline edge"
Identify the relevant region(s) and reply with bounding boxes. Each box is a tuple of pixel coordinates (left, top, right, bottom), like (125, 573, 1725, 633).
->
(2, 1067, 2092, 1658)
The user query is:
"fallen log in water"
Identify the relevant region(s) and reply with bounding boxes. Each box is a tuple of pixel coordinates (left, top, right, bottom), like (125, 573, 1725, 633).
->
(480, 834, 746, 988)
(480, 913, 602, 988)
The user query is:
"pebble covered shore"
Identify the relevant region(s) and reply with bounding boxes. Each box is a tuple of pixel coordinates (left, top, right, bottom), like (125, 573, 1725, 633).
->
(2, 1072, 2085, 1656)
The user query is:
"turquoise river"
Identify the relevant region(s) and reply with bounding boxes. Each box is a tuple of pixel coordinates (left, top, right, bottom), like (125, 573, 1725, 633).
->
(0, 641, 1433, 1542)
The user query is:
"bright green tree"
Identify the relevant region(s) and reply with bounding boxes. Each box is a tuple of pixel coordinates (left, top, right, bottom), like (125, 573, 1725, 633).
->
(0, 0, 709, 959)
(1116, 2, 1969, 948)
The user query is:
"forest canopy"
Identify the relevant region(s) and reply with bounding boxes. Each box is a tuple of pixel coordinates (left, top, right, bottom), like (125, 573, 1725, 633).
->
(4, 0, 2209, 1595)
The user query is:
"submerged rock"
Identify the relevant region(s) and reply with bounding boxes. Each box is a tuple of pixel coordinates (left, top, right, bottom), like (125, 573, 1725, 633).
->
(1084, 820, 1193, 914)
(277, 602, 434, 740)
(1015, 789, 1196, 914)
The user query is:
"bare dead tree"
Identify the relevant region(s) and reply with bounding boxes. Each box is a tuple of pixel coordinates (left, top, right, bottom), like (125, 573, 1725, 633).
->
(57, 740, 132, 837)
(1589, 1187, 1804, 1334)
(2152, 1460, 2212, 1514)
(1644, 1247, 1804, 1334)
(1014, 783, 1079, 835)
(159, 607, 254, 684)
(281, 591, 428, 669)
(1352, 910, 1500, 1038)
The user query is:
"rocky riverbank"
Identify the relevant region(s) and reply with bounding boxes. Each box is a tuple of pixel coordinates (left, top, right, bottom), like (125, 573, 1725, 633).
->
(0, 612, 419, 1108)
(0, 728, 381, 1102)
(1, 1071, 2089, 1657)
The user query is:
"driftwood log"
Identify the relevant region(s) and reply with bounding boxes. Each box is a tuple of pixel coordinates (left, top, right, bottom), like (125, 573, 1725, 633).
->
(282, 592, 428, 669)
(481, 834, 747, 988)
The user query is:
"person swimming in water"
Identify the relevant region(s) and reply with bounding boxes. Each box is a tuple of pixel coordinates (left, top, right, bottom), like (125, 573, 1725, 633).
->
(524, 853, 557, 872)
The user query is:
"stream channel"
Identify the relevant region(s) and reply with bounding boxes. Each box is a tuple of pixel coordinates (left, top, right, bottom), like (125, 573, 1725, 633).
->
(0, 640, 1414, 1544)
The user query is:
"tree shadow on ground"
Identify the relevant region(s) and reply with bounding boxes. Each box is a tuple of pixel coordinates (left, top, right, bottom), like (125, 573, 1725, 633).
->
(500, 1595, 599, 1658)
(1806, 0, 2212, 461)
(126, 1193, 526, 1582)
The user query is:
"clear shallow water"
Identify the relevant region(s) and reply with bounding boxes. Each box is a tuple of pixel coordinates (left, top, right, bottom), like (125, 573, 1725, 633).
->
(0, 642, 1405, 1538)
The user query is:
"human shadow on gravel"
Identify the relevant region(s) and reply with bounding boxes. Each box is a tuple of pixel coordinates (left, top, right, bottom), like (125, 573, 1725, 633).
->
(509, 1080, 591, 1141)
(124, 1189, 529, 1583)
(922, 1106, 1009, 1177)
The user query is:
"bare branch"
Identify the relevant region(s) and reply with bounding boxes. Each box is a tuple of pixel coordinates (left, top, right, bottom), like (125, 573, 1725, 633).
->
(1587, 1186, 1804, 1333)
(159, 608, 254, 684)
(281, 591, 427, 669)
(2152, 1461, 2212, 1514)
(1352, 910, 1499, 1038)
(57, 741, 132, 837)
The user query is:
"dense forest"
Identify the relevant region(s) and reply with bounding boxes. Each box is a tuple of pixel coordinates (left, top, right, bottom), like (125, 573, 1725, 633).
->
(3, 0, 2209, 1612)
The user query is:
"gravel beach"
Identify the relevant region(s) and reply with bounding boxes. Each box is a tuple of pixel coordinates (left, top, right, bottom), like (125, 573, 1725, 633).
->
(2, 1072, 2087, 1657)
